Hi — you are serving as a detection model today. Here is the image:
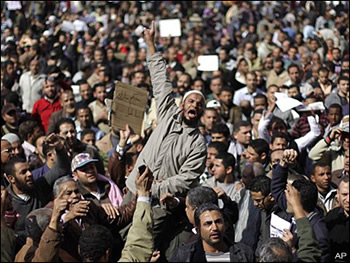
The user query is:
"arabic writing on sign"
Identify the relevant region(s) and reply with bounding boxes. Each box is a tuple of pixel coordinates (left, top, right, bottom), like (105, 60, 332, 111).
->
(116, 91, 143, 118)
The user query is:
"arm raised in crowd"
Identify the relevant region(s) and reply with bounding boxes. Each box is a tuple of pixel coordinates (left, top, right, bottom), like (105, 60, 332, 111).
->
(145, 21, 178, 122)
(271, 149, 299, 211)
(42, 133, 71, 186)
(118, 167, 154, 262)
(282, 184, 321, 262)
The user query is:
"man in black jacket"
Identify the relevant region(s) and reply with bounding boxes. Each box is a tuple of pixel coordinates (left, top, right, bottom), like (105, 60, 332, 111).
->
(170, 203, 254, 262)
(271, 149, 330, 262)
(4, 133, 71, 250)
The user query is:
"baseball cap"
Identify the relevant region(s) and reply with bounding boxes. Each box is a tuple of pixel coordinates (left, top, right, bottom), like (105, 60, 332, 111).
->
(1, 103, 17, 116)
(206, 100, 221, 108)
(71, 153, 98, 172)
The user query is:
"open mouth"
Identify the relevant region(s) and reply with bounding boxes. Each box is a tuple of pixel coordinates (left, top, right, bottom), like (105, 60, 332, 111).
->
(188, 109, 197, 119)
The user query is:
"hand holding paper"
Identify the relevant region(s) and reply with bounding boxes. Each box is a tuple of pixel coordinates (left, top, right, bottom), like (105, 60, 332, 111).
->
(270, 213, 291, 238)
(274, 92, 302, 112)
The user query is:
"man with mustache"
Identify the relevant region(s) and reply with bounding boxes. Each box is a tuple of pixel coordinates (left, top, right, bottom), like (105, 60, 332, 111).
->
(170, 203, 254, 262)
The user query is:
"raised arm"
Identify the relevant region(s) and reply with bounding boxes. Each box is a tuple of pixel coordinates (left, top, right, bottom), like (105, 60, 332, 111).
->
(42, 134, 71, 186)
(271, 149, 298, 211)
(309, 127, 342, 162)
(145, 21, 177, 121)
(295, 115, 321, 152)
(118, 167, 154, 262)
(282, 184, 321, 262)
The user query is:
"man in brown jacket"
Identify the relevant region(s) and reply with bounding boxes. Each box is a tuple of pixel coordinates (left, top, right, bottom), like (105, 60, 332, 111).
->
(15, 184, 68, 262)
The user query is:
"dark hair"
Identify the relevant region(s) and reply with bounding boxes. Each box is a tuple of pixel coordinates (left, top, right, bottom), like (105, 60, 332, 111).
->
(55, 118, 76, 134)
(207, 141, 227, 154)
(249, 139, 270, 156)
(252, 109, 264, 117)
(273, 57, 284, 67)
(254, 93, 268, 103)
(211, 123, 230, 138)
(338, 75, 349, 84)
(311, 162, 331, 175)
(328, 103, 343, 115)
(214, 152, 236, 170)
(233, 120, 251, 133)
(194, 203, 223, 228)
(4, 157, 27, 177)
(42, 140, 55, 159)
(220, 86, 233, 94)
(210, 76, 223, 84)
(288, 84, 300, 93)
(79, 225, 114, 261)
(249, 176, 271, 196)
(92, 82, 106, 92)
(81, 128, 96, 139)
(318, 67, 329, 74)
(287, 64, 300, 73)
(19, 120, 39, 142)
(292, 179, 318, 213)
(271, 132, 289, 145)
(267, 116, 287, 132)
(259, 238, 293, 262)
(248, 47, 258, 56)
(78, 79, 89, 86)
(187, 186, 218, 209)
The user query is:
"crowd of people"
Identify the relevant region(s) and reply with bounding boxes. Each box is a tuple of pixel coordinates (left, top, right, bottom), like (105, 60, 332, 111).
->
(1, 1, 349, 262)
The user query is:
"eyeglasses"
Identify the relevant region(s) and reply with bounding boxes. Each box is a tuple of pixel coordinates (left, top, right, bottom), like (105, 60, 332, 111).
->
(1, 148, 14, 154)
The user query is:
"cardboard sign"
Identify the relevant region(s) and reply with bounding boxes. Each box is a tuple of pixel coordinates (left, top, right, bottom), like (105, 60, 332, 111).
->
(197, 55, 219, 71)
(159, 19, 182, 37)
(110, 82, 148, 135)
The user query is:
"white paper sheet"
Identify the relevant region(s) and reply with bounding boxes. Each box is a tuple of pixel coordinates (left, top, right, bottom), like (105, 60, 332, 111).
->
(159, 19, 181, 37)
(296, 101, 326, 112)
(274, 92, 303, 112)
(6, 1, 21, 10)
(197, 55, 219, 71)
(270, 213, 291, 238)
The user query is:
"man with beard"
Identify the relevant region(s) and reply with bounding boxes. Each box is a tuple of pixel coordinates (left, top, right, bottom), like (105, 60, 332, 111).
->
(3, 133, 70, 249)
(31, 77, 62, 133)
(174, 72, 192, 106)
(122, 21, 207, 259)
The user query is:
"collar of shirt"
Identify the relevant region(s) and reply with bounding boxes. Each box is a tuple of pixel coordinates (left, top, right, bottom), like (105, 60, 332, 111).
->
(22, 140, 36, 153)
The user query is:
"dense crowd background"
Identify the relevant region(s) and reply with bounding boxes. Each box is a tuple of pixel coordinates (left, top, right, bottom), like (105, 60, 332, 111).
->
(1, 1, 349, 263)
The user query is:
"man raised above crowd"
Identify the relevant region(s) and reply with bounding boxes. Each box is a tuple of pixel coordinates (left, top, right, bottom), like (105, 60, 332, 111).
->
(122, 20, 207, 255)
